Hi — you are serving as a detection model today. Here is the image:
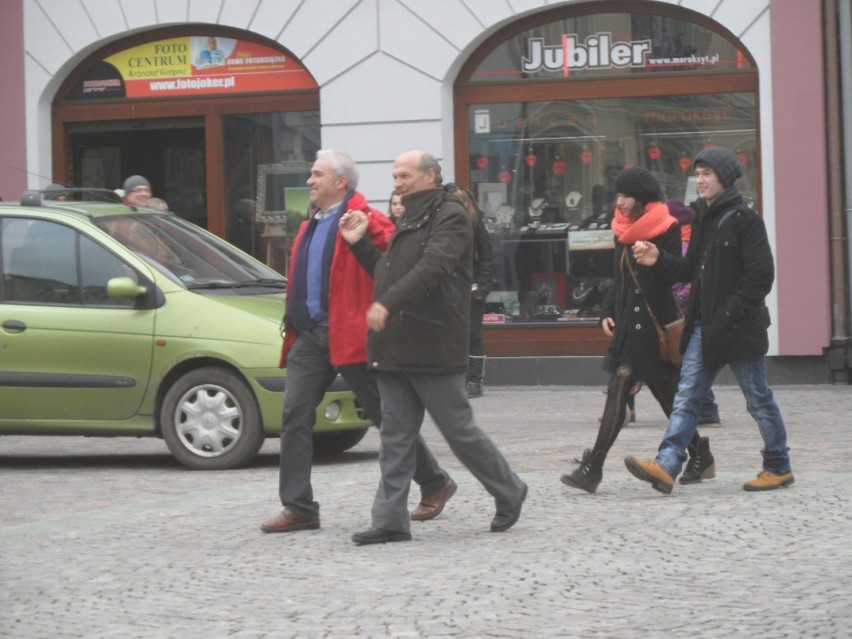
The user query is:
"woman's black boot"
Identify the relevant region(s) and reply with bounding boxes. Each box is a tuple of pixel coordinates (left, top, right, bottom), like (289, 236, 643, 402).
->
(679, 437, 716, 484)
(561, 449, 605, 493)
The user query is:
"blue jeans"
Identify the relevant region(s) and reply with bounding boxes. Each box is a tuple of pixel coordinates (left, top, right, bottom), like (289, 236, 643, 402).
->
(656, 324, 791, 479)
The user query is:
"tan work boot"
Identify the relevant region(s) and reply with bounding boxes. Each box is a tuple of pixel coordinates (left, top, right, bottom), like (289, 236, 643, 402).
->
(623, 456, 674, 494)
(743, 470, 795, 491)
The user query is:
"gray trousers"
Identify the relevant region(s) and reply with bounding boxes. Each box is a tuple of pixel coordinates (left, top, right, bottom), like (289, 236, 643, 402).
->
(279, 327, 449, 519)
(371, 370, 525, 532)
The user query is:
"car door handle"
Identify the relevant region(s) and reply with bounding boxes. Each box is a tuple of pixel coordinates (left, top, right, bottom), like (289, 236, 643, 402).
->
(2, 320, 26, 332)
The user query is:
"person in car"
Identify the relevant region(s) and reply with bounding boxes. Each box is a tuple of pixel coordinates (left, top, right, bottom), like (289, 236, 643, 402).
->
(122, 175, 153, 207)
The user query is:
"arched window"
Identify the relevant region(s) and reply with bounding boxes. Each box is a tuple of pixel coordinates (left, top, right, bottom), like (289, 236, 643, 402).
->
(454, 3, 758, 339)
(52, 27, 320, 273)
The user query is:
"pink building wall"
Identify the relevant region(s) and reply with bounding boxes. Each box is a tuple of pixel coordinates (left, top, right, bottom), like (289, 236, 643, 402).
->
(770, 0, 832, 354)
(0, 0, 27, 202)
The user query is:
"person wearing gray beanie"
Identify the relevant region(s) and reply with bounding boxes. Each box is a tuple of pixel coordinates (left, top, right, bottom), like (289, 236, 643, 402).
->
(692, 146, 743, 189)
(625, 143, 794, 494)
(122, 175, 152, 207)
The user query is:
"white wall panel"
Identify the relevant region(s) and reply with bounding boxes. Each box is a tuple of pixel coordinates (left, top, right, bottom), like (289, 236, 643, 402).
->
(277, 0, 360, 60)
(715, 0, 767, 39)
(32, 1, 101, 52)
(378, 0, 464, 80)
(120, 0, 158, 26)
(23, 4, 74, 76)
(186, 0, 224, 24)
(248, 1, 300, 41)
(322, 121, 445, 163)
(299, 0, 376, 85)
(155, 0, 190, 24)
(81, 0, 129, 38)
(219, 0, 261, 30)
(397, 0, 482, 49)
(319, 53, 442, 124)
(462, 0, 513, 26)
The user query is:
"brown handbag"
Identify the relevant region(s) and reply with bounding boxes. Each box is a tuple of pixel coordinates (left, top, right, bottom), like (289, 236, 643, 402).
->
(624, 251, 684, 366)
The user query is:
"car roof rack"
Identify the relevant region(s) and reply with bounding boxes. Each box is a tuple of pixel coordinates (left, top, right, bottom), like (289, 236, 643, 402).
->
(20, 188, 124, 206)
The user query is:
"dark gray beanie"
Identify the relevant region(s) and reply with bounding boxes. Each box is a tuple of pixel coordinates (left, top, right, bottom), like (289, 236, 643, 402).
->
(693, 147, 742, 188)
(614, 167, 663, 204)
(123, 175, 151, 192)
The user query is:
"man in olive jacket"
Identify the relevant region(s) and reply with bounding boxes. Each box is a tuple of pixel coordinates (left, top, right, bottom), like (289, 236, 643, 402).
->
(624, 146, 794, 494)
(340, 149, 527, 545)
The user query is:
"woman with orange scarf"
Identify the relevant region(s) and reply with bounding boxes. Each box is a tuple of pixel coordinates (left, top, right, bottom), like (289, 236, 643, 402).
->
(561, 168, 715, 493)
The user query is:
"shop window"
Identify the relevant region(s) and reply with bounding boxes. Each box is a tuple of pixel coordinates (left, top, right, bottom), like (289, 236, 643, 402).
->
(457, 6, 757, 326)
(222, 111, 319, 274)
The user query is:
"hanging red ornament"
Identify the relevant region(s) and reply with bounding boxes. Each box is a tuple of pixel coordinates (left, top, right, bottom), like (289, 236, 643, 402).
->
(580, 149, 592, 165)
(525, 152, 538, 167)
(622, 162, 634, 170)
(704, 140, 715, 149)
(646, 144, 661, 161)
(498, 169, 512, 184)
(552, 159, 566, 176)
(679, 155, 692, 171)
(737, 151, 748, 167)
(476, 155, 489, 170)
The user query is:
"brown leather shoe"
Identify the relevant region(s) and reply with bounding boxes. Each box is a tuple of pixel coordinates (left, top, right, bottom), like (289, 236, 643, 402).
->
(410, 478, 457, 521)
(260, 509, 320, 533)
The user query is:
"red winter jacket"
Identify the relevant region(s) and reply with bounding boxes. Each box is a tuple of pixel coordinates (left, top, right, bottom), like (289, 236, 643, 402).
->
(279, 191, 395, 367)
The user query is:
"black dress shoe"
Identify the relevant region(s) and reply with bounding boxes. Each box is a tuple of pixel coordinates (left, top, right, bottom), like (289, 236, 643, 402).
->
(490, 482, 528, 533)
(351, 527, 412, 546)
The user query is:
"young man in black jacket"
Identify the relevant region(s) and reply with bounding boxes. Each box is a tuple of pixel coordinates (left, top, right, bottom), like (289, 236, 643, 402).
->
(624, 146, 794, 494)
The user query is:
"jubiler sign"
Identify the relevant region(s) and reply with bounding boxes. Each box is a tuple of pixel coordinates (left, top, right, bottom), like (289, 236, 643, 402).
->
(522, 33, 651, 74)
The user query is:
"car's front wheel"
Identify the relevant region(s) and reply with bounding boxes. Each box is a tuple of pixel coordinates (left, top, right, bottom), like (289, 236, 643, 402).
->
(160, 367, 265, 470)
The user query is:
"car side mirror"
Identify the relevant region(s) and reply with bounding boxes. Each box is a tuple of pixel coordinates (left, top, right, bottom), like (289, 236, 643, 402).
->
(106, 276, 148, 299)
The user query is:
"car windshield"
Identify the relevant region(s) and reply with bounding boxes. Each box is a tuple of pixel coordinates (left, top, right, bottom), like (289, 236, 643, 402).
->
(95, 214, 285, 289)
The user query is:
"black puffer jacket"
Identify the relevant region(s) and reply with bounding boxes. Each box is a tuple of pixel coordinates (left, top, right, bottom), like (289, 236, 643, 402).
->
(349, 187, 472, 373)
(654, 187, 773, 368)
(601, 221, 681, 381)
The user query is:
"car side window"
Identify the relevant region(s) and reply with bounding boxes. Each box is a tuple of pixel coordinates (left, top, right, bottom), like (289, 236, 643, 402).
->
(3, 218, 78, 303)
(79, 234, 138, 307)
(1, 218, 136, 307)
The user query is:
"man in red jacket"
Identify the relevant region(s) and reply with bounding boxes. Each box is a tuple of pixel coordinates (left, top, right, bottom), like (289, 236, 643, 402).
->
(261, 150, 455, 533)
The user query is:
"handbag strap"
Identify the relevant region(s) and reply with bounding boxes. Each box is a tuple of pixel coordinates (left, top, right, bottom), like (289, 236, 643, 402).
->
(623, 249, 665, 335)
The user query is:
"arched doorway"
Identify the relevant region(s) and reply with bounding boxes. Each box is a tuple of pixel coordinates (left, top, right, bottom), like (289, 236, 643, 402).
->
(52, 26, 320, 274)
(453, 1, 760, 356)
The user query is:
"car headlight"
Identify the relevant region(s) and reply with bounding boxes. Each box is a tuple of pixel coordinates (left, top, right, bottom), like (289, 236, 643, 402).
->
(323, 400, 342, 422)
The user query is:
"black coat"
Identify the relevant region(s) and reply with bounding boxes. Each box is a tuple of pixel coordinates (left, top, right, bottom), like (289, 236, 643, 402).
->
(350, 187, 472, 373)
(601, 221, 681, 382)
(654, 187, 773, 368)
(471, 212, 493, 301)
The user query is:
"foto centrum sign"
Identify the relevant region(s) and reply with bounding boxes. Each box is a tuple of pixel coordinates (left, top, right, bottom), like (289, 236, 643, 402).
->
(68, 36, 316, 100)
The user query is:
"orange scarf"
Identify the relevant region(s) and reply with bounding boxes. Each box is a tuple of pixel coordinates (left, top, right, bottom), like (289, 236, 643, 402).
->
(611, 201, 678, 244)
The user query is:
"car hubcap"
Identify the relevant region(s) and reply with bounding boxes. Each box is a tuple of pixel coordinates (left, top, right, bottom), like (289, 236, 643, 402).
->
(174, 384, 242, 458)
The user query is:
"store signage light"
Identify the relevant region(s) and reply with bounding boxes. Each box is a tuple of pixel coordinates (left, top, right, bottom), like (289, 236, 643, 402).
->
(522, 34, 651, 74)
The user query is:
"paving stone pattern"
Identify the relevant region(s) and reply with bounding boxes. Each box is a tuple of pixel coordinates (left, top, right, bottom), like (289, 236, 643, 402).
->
(1, 385, 850, 638)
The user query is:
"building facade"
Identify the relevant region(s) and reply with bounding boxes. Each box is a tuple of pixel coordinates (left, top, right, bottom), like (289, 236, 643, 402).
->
(1, 0, 849, 383)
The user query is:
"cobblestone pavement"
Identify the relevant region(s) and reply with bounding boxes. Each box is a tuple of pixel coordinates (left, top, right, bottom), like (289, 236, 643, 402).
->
(1, 385, 850, 638)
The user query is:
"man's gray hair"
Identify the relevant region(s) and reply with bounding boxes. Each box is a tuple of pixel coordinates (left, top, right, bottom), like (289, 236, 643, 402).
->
(316, 149, 359, 190)
(418, 152, 443, 186)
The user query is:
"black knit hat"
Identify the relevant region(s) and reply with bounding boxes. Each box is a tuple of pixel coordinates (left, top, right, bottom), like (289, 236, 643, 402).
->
(693, 146, 743, 188)
(614, 167, 662, 204)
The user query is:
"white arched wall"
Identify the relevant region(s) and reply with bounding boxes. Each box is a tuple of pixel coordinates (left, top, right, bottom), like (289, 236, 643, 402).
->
(23, 0, 779, 352)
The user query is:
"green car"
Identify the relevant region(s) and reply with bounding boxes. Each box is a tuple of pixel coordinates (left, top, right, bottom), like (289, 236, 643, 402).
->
(0, 189, 371, 469)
